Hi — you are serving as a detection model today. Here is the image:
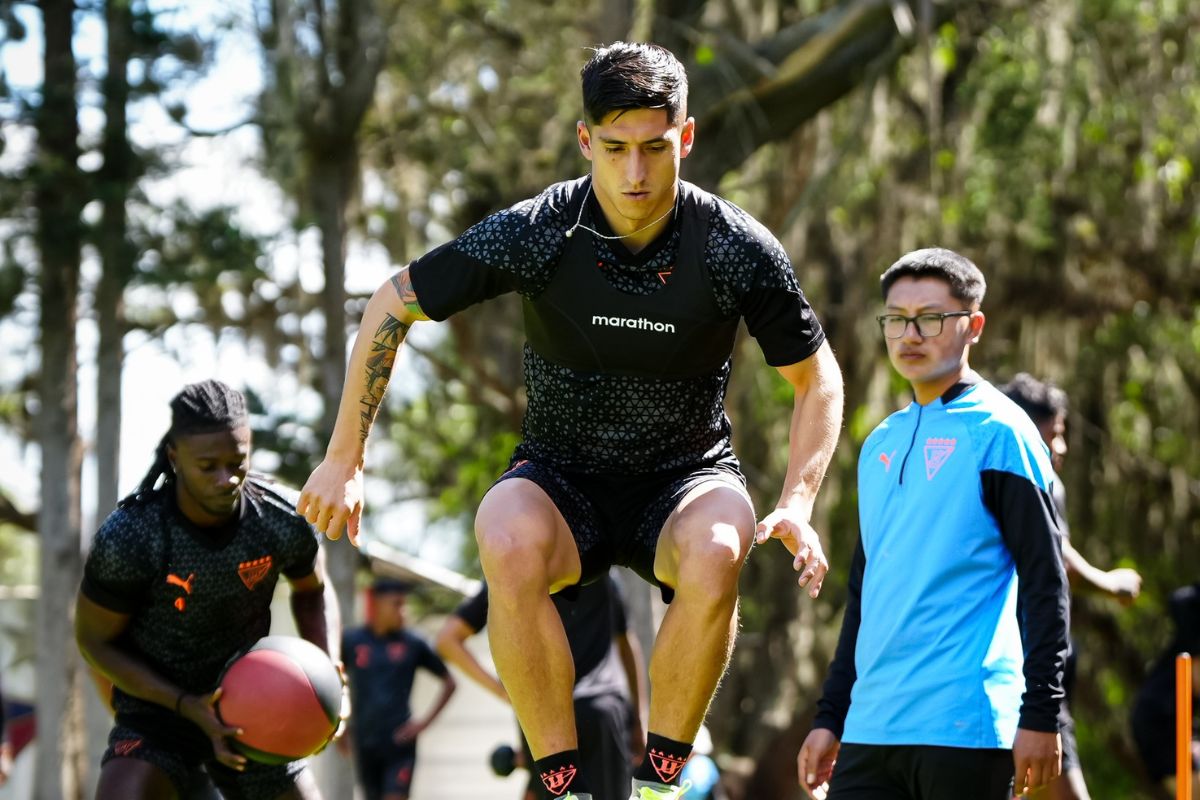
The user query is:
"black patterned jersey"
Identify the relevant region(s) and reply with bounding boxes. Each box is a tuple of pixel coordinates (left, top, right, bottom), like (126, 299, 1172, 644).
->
(409, 177, 826, 474)
(81, 476, 320, 719)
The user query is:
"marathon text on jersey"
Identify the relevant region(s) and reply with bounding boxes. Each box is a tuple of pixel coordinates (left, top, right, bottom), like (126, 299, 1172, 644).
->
(591, 315, 677, 333)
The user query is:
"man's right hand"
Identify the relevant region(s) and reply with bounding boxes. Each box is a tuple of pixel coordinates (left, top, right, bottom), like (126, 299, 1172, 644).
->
(179, 689, 246, 771)
(1104, 567, 1142, 605)
(297, 460, 365, 544)
(797, 728, 840, 799)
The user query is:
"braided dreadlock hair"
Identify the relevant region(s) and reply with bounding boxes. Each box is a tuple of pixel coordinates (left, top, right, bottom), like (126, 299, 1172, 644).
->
(119, 380, 249, 507)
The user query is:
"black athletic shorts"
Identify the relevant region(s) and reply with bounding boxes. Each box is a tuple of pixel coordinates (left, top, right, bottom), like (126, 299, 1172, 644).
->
(495, 453, 747, 603)
(522, 691, 635, 800)
(826, 743, 1014, 800)
(354, 740, 418, 800)
(102, 713, 307, 800)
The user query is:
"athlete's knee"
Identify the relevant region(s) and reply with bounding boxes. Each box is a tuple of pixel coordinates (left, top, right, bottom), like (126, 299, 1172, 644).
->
(477, 482, 574, 594)
(673, 521, 749, 600)
(477, 490, 554, 564)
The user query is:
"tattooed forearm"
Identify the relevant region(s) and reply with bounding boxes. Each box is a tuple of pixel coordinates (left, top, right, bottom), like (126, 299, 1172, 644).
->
(390, 269, 425, 317)
(358, 313, 411, 445)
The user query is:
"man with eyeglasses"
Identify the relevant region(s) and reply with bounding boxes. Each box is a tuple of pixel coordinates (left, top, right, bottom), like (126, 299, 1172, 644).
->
(796, 248, 1069, 800)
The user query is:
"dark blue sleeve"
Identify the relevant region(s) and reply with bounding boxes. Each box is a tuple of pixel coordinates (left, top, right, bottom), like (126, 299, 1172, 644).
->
(812, 537, 864, 738)
(415, 635, 450, 678)
(982, 469, 1070, 733)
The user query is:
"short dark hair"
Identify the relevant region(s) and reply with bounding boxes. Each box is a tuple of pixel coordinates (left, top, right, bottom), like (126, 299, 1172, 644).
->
(372, 577, 416, 596)
(1000, 372, 1069, 425)
(880, 247, 987, 307)
(580, 42, 688, 126)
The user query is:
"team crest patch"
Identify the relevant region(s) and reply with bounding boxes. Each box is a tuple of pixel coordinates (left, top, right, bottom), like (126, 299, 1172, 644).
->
(237, 556, 272, 590)
(540, 764, 577, 795)
(649, 748, 688, 783)
(924, 438, 957, 480)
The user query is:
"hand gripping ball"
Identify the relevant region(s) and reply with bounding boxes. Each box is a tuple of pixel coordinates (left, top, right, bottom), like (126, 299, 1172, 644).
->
(216, 636, 343, 764)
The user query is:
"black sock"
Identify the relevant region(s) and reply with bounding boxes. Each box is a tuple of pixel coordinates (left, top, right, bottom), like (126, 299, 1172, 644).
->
(532, 749, 588, 798)
(636, 732, 694, 785)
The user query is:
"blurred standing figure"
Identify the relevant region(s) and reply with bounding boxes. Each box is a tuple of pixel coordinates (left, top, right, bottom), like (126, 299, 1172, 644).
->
(342, 578, 457, 800)
(436, 573, 647, 799)
(1001, 372, 1142, 800)
(75, 379, 341, 800)
(798, 248, 1070, 800)
(1130, 582, 1199, 799)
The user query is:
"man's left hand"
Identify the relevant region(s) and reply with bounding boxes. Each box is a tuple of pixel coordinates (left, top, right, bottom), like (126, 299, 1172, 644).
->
(1012, 728, 1061, 796)
(756, 508, 828, 598)
(394, 720, 425, 744)
(629, 713, 646, 766)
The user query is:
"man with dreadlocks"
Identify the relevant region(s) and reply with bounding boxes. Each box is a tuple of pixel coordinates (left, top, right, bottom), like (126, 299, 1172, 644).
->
(76, 379, 342, 800)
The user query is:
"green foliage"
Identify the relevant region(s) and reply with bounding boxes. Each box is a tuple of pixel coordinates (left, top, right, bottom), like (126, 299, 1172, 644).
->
(1, 0, 1192, 791)
(0, 523, 35, 587)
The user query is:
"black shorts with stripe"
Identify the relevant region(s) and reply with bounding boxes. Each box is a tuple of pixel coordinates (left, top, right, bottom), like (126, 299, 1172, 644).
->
(102, 710, 307, 800)
(494, 451, 747, 603)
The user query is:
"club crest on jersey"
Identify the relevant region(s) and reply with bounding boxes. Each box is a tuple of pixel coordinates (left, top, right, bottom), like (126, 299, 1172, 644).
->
(237, 556, 272, 591)
(540, 764, 577, 794)
(649, 749, 688, 783)
(355, 644, 371, 669)
(924, 438, 957, 480)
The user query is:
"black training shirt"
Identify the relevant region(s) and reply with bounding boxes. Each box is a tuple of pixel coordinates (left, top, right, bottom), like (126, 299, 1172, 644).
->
(409, 177, 825, 474)
(81, 477, 320, 719)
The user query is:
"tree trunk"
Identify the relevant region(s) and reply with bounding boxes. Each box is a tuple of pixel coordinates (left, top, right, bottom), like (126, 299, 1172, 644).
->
(87, 0, 139, 781)
(95, 0, 134, 537)
(308, 148, 360, 800)
(34, 1, 86, 797)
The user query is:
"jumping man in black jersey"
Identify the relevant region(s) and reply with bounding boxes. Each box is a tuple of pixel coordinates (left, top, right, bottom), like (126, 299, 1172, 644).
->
(298, 42, 843, 800)
(76, 380, 343, 800)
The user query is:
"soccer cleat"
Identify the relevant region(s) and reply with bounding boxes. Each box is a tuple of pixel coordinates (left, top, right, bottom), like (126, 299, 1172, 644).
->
(631, 779, 693, 799)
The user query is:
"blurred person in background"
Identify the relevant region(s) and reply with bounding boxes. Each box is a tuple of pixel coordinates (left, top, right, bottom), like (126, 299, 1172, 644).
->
(1001, 372, 1142, 800)
(1130, 582, 1198, 799)
(342, 578, 456, 800)
(436, 572, 646, 799)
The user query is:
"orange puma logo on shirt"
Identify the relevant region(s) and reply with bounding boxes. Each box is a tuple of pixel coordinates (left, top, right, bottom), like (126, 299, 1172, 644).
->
(166, 573, 195, 612)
